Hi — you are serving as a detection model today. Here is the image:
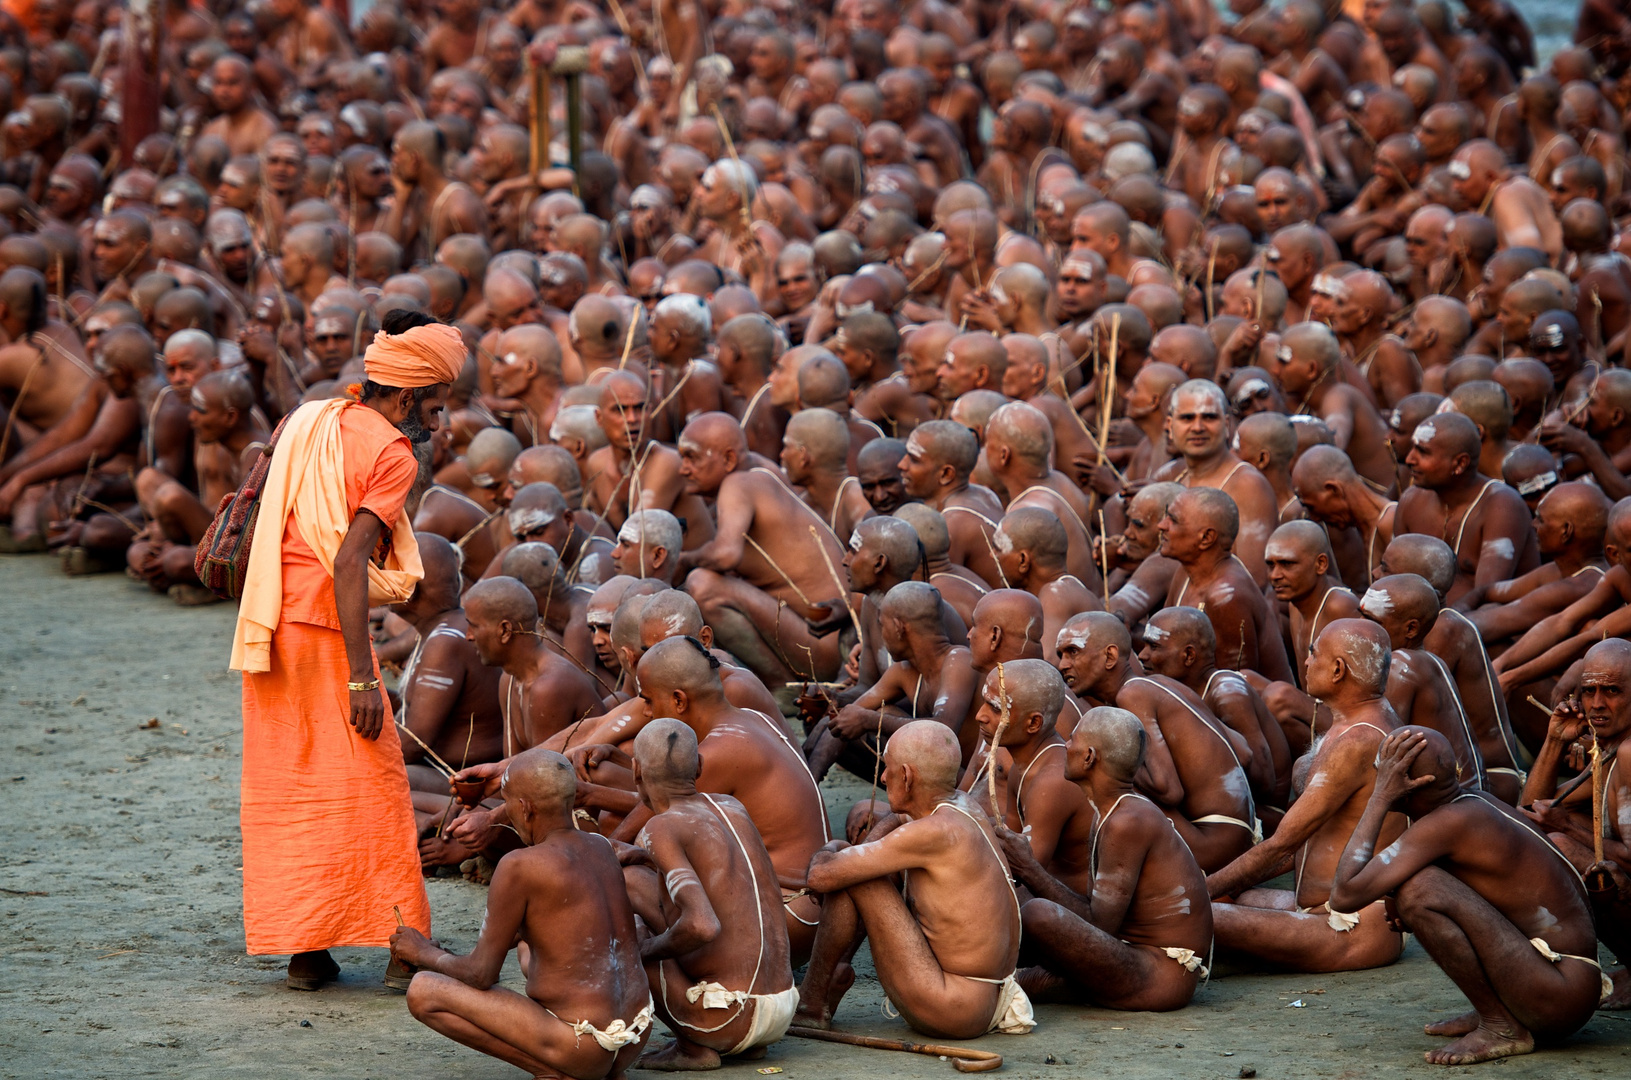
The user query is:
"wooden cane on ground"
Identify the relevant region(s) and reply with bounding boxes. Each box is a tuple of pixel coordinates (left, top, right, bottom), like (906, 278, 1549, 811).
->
(786, 1027, 1003, 1073)
(1099, 312, 1120, 467)
(1097, 509, 1112, 607)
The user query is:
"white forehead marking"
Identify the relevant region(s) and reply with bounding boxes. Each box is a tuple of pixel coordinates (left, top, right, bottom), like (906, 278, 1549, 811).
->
(617, 518, 643, 545)
(1412, 420, 1437, 447)
(1057, 628, 1090, 650)
(849, 529, 864, 552)
(1360, 587, 1393, 618)
(993, 528, 1015, 554)
(508, 507, 556, 535)
(1143, 624, 1168, 643)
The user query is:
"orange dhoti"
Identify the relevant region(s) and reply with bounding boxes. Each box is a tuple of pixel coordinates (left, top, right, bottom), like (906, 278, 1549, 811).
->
(240, 622, 430, 954)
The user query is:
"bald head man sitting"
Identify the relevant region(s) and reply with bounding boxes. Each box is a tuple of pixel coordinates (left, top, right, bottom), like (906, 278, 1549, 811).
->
(1369, 533, 1525, 792)
(501, 540, 605, 687)
(392, 746, 654, 1080)
(463, 577, 606, 754)
(985, 401, 1101, 587)
(674, 411, 851, 687)
(894, 501, 988, 628)
(992, 507, 1102, 664)
(959, 659, 1094, 894)
(782, 407, 873, 543)
(1054, 610, 1257, 873)
(583, 369, 719, 556)
(811, 581, 977, 785)
(1159, 487, 1296, 684)
(1294, 443, 1403, 589)
(486, 324, 564, 448)
(1139, 605, 1292, 818)
(1338, 724, 1607, 1064)
(612, 508, 684, 585)
(897, 419, 1009, 587)
(622, 636, 829, 962)
(390, 532, 505, 866)
(1466, 481, 1610, 662)
(415, 427, 521, 585)
(1153, 379, 1279, 584)
(1207, 619, 1407, 974)
(1397, 410, 1539, 608)
(1277, 322, 1397, 489)
(995, 703, 1214, 1011)
(1359, 573, 1503, 795)
(796, 719, 1035, 1039)
(618, 719, 798, 1069)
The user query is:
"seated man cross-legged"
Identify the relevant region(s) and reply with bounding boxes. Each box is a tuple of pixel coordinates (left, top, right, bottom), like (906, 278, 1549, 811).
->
(795, 720, 1036, 1040)
(391, 748, 654, 1080)
(996, 705, 1214, 1012)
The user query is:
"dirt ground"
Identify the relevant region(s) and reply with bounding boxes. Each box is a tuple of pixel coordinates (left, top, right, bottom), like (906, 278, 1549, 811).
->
(3, 552, 1630, 1080)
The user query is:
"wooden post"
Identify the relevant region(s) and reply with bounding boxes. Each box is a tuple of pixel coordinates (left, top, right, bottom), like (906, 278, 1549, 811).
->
(120, 0, 164, 166)
(529, 59, 550, 185)
(555, 46, 590, 179)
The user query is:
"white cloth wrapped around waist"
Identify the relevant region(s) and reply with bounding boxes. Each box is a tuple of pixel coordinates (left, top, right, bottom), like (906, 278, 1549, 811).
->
(1531, 936, 1615, 1004)
(553, 998, 655, 1052)
(1296, 901, 1362, 932)
(1192, 813, 1264, 844)
(1161, 946, 1209, 977)
(966, 972, 1037, 1035)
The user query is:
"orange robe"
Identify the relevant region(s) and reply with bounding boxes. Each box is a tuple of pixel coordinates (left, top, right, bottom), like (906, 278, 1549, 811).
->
(239, 404, 430, 954)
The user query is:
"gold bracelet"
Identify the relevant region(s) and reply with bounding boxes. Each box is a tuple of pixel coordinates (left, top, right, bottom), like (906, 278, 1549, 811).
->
(347, 679, 381, 693)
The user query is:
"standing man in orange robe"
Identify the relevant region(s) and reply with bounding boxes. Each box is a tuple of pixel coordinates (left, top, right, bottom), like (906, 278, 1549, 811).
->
(230, 310, 465, 991)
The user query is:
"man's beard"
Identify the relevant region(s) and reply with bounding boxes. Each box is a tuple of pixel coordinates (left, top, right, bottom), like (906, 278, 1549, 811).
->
(396, 407, 434, 445)
(404, 436, 437, 518)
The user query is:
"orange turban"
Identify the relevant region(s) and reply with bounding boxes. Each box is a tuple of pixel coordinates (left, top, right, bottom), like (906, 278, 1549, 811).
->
(363, 323, 468, 388)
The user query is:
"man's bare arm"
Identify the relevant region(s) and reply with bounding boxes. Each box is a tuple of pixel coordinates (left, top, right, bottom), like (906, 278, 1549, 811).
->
(639, 825, 723, 960)
(1207, 735, 1372, 898)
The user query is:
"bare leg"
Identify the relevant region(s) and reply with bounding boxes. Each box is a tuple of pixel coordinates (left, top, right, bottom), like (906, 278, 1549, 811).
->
(1394, 867, 1598, 1064)
(1211, 890, 1402, 973)
(407, 971, 647, 1080)
(802, 878, 1001, 1040)
(686, 569, 840, 686)
(1018, 898, 1198, 1011)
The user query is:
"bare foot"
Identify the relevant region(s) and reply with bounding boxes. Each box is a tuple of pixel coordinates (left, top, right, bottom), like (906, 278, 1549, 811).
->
(1602, 967, 1631, 1010)
(636, 1039, 723, 1071)
(1423, 1011, 1479, 1037)
(794, 962, 855, 1029)
(1423, 1022, 1534, 1065)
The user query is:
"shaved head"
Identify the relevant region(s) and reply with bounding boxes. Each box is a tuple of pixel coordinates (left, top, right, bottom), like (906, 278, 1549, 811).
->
(633, 717, 700, 786)
(886, 719, 962, 793)
(983, 657, 1066, 735)
(1379, 534, 1456, 597)
(1075, 706, 1146, 781)
(501, 746, 577, 811)
(466, 576, 541, 630)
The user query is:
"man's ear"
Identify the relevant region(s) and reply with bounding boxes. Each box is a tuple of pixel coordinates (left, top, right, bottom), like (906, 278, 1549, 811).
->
(698, 625, 714, 649)
(1420, 327, 1438, 350)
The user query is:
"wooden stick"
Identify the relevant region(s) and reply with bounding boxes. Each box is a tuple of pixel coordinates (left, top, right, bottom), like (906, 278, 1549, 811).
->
(710, 103, 755, 235)
(616, 308, 638, 369)
(1255, 263, 1267, 323)
(985, 662, 1011, 813)
(1099, 312, 1120, 466)
(397, 720, 457, 777)
(786, 1027, 1003, 1073)
(809, 524, 862, 632)
(1204, 241, 1217, 323)
(1592, 733, 1605, 864)
(1098, 509, 1111, 606)
(1526, 694, 1554, 715)
(393, 904, 405, 927)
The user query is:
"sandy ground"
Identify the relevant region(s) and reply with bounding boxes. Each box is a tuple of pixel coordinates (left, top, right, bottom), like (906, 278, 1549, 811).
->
(4, 552, 1631, 1079)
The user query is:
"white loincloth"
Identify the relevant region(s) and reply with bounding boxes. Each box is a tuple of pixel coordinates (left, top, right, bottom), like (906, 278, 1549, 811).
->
(1531, 936, 1615, 1004)
(1193, 813, 1264, 844)
(551, 998, 655, 1052)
